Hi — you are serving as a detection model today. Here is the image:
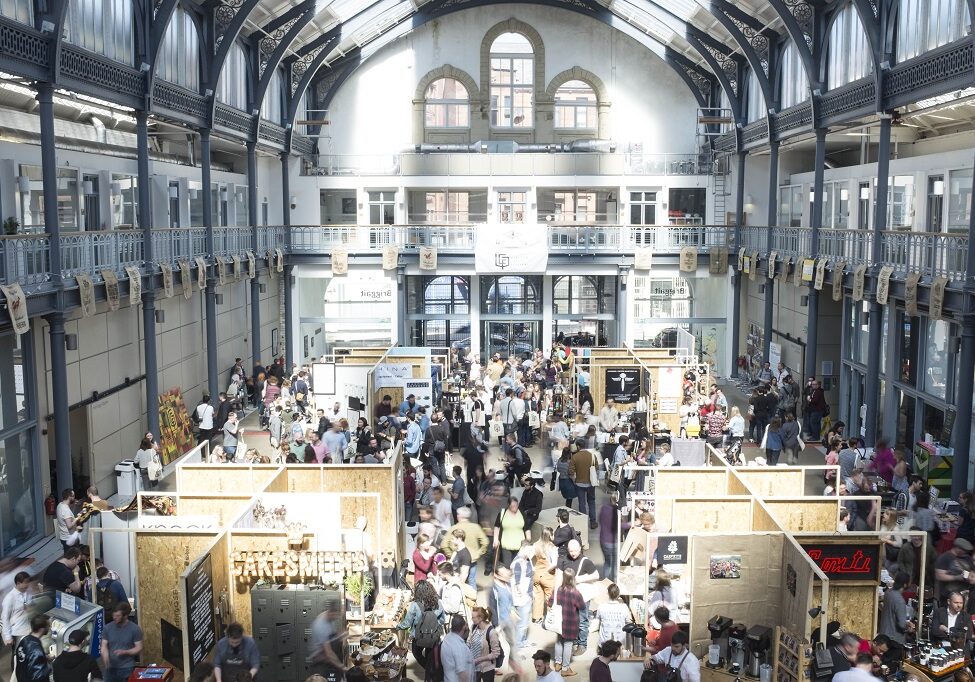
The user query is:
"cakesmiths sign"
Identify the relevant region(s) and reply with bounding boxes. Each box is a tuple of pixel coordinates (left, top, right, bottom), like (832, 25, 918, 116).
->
(232, 550, 396, 580)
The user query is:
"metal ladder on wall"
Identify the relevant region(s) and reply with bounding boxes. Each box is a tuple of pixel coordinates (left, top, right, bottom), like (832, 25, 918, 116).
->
(696, 108, 734, 224)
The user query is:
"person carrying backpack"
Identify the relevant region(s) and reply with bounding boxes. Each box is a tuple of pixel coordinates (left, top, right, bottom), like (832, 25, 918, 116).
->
(95, 566, 127, 615)
(468, 606, 502, 681)
(397, 580, 445, 678)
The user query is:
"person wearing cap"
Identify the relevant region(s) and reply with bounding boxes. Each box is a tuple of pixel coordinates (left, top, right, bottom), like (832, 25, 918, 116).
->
(532, 649, 564, 682)
(934, 537, 975, 601)
(53, 629, 102, 682)
(519, 473, 544, 529)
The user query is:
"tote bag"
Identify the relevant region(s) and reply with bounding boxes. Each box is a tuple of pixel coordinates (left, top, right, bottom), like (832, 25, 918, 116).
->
(528, 411, 541, 428)
(489, 419, 504, 438)
(543, 586, 563, 633)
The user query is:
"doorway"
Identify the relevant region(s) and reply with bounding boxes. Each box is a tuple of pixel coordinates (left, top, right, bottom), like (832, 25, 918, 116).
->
(482, 321, 539, 359)
(83, 174, 100, 231)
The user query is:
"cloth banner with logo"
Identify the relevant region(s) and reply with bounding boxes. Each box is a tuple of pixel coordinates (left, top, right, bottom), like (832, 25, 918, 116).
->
(217, 257, 227, 286)
(905, 273, 921, 316)
(194, 256, 207, 291)
(635, 248, 653, 271)
(767, 251, 777, 279)
(876, 266, 894, 305)
(232, 255, 241, 281)
(246, 251, 256, 279)
(814, 260, 826, 291)
(749, 251, 759, 280)
(382, 245, 399, 271)
(852, 264, 867, 301)
(275, 248, 284, 272)
(77, 273, 96, 317)
(831, 261, 845, 302)
(160, 263, 174, 298)
(474, 225, 548, 273)
(179, 260, 192, 300)
(779, 258, 791, 282)
(679, 246, 697, 272)
(930, 276, 948, 320)
(709, 247, 728, 275)
(0, 282, 29, 334)
(737, 247, 746, 271)
(125, 266, 142, 304)
(793, 259, 803, 287)
(801, 259, 816, 282)
(102, 269, 120, 311)
(419, 246, 438, 271)
(332, 247, 349, 275)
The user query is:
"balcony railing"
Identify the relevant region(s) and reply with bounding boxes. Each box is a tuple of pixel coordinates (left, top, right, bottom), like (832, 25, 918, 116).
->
(0, 225, 969, 293)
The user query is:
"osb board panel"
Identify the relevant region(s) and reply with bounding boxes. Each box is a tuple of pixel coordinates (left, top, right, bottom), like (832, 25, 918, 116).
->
(690, 533, 784, 653)
(672, 499, 752, 532)
(752, 502, 783, 532)
(178, 497, 252, 526)
(178, 466, 277, 494)
(827, 584, 877, 640)
(285, 466, 324, 493)
(726, 473, 752, 496)
(228, 532, 292, 629)
(340, 496, 381, 546)
(766, 500, 840, 533)
(589, 360, 643, 408)
(736, 469, 806, 498)
(264, 468, 290, 493)
(323, 468, 397, 548)
(657, 469, 728, 497)
(378, 387, 404, 411)
(137, 532, 220, 666)
(781, 539, 816, 642)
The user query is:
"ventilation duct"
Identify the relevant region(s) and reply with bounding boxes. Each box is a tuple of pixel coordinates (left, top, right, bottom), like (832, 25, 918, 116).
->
(414, 139, 616, 153)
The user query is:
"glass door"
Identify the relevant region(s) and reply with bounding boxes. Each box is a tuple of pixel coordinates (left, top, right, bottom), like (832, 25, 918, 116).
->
(82, 174, 99, 231)
(482, 321, 539, 359)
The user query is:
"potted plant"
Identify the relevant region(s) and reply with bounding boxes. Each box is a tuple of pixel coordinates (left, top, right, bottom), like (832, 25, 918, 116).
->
(3, 217, 19, 235)
(344, 571, 374, 616)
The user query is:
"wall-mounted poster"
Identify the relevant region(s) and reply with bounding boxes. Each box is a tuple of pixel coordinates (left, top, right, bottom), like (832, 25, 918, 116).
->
(710, 555, 741, 579)
(659, 536, 688, 564)
(604, 368, 641, 403)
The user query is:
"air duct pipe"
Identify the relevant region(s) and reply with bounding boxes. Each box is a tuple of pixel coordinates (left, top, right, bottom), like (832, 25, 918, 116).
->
(414, 139, 616, 153)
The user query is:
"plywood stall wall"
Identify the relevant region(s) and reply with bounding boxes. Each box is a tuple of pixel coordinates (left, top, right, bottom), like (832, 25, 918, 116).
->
(136, 531, 222, 667)
(736, 469, 807, 498)
(176, 496, 254, 527)
(656, 469, 729, 497)
(671, 498, 754, 533)
(264, 468, 290, 493)
(323, 464, 398, 550)
(179, 533, 232, 673)
(690, 533, 785, 653)
(752, 500, 784, 532)
(765, 499, 841, 533)
(285, 465, 327, 493)
(227, 531, 292, 629)
(176, 465, 281, 494)
(588, 358, 644, 408)
(827, 583, 878, 641)
(780, 538, 817, 642)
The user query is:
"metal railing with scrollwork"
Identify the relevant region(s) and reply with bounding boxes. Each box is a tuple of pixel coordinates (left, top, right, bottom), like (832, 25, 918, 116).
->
(880, 230, 969, 281)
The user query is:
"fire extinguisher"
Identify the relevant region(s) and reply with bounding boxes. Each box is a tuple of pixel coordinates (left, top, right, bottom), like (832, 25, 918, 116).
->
(44, 493, 57, 516)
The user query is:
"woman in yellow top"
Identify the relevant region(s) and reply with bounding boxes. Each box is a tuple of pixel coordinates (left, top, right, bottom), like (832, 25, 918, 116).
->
(493, 496, 528, 568)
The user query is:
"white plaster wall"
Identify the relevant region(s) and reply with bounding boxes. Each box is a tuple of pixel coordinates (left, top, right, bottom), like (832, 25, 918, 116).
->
(322, 4, 700, 156)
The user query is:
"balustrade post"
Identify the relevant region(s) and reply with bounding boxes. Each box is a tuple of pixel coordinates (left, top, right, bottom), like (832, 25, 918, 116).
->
(201, 129, 220, 400)
(136, 110, 161, 438)
(763, 142, 778, 364)
(247, 142, 262, 368)
(731, 151, 746, 378)
(805, 129, 827, 388)
(864, 115, 892, 446)
(281, 153, 294, 368)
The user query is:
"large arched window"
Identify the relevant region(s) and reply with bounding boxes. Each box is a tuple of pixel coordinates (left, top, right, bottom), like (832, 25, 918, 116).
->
(217, 41, 248, 110)
(482, 276, 542, 314)
(826, 4, 872, 89)
(424, 78, 470, 128)
(745, 68, 764, 122)
(157, 6, 200, 91)
(779, 41, 809, 109)
(64, 0, 133, 64)
(407, 276, 471, 349)
(554, 80, 597, 130)
(490, 32, 533, 128)
(897, 0, 971, 62)
(261, 66, 285, 123)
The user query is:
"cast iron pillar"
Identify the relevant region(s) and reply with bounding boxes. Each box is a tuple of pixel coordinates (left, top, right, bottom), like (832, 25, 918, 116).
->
(805, 129, 827, 381)
(136, 110, 160, 437)
(763, 141, 778, 364)
(247, 142, 262, 368)
(281, 153, 294, 369)
(731, 151, 746, 378)
(201, 129, 219, 399)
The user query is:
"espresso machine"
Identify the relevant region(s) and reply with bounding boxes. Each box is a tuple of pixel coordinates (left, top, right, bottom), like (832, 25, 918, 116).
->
(707, 615, 733, 668)
(727, 623, 748, 674)
(745, 625, 772, 678)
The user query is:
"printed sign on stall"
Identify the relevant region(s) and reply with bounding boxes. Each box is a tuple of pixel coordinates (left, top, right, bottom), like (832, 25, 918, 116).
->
(604, 368, 641, 403)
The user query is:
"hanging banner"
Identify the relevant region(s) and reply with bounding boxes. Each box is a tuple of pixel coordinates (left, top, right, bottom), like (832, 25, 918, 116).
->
(217, 258, 227, 286)
(101, 269, 120, 311)
(930, 276, 948, 320)
(793, 259, 803, 287)
(709, 247, 728, 275)
(160, 263, 174, 299)
(382, 245, 399, 271)
(679, 246, 697, 272)
(419, 246, 437, 270)
(749, 251, 760, 280)
(832, 261, 845, 302)
(246, 251, 256, 279)
(852, 264, 867, 301)
(180, 260, 193, 300)
(905, 272, 921, 316)
(194, 256, 207, 291)
(801, 258, 816, 282)
(737, 247, 746, 271)
(767, 251, 777, 279)
(604, 368, 642, 403)
(125, 266, 142, 305)
(76, 273, 95, 317)
(814, 259, 826, 291)
(876, 265, 894, 305)
(474, 224, 549, 273)
(634, 247, 653, 271)
(742, 255, 751, 276)
(332, 247, 349, 276)
(779, 258, 791, 283)
(232, 255, 242, 282)
(275, 248, 284, 272)
(0, 282, 29, 334)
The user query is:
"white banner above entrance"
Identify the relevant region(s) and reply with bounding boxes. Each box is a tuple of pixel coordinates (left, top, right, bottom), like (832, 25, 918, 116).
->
(474, 224, 549, 273)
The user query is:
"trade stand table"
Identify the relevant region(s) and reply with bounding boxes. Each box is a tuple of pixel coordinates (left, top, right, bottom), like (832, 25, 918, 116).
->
(903, 659, 971, 682)
(127, 666, 174, 682)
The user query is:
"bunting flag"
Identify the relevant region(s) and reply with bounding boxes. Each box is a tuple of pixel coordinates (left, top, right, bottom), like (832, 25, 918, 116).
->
(194, 256, 207, 291)
(125, 266, 142, 304)
(102, 269, 120, 311)
(831, 261, 845, 302)
(382, 245, 399, 271)
(793, 259, 803, 287)
(709, 247, 728, 275)
(930, 276, 948, 320)
(275, 248, 284, 272)
(77, 273, 96, 317)
(217, 257, 227, 286)
(160, 263, 174, 298)
(0, 282, 29, 334)
(814, 260, 826, 291)
(180, 260, 193, 300)
(737, 247, 746, 272)
(749, 251, 760, 281)
(419, 247, 437, 270)
(876, 266, 894, 305)
(246, 251, 256, 279)
(232, 255, 242, 282)
(679, 246, 697, 273)
(852, 264, 867, 301)
(905, 273, 921, 316)
(332, 247, 349, 275)
(767, 251, 777, 279)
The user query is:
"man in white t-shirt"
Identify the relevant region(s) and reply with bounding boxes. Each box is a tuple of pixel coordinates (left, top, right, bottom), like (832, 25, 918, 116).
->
(532, 649, 563, 682)
(648, 631, 701, 682)
(54, 489, 78, 550)
(431, 487, 453, 529)
(195, 397, 215, 444)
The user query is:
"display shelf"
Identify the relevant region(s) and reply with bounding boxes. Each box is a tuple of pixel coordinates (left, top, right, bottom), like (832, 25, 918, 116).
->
(773, 625, 807, 682)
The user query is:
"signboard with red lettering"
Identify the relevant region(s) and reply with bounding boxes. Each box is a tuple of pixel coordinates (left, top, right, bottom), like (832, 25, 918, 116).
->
(799, 543, 881, 582)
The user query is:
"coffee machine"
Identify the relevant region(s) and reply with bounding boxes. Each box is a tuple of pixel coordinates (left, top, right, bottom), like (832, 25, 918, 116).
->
(727, 623, 748, 674)
(707, 615, 733, 668)
(745, 625, 772, 678)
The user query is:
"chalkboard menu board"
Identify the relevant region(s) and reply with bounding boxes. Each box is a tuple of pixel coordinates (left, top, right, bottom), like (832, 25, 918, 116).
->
(184, 553, 216, 671)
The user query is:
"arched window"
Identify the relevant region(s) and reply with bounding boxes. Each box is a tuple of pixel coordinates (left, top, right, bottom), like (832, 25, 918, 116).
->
(482, 276, 542, 314)
(64, 0, 133, 64)
(553, 276, 605, 315)
(157, 6, 200, 92)
(554, 80, 597, 130)
(0, 0, 32, 24)
(897, 0, 971, 62)
(779, 41, 809, 109)
(424, 78, 470, 128)
(490, 32, 533, 128)
(745, 68, 764, 122)
(261, 66, 285, 124)
(217, 41, 248, 110)
(826, 4, 872, 89)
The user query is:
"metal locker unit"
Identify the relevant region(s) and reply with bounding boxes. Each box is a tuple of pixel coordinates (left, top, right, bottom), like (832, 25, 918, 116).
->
(252, 587, 341, 682)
